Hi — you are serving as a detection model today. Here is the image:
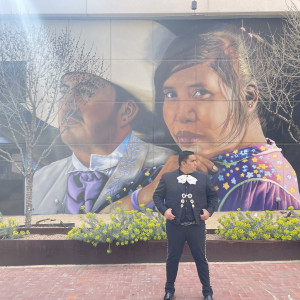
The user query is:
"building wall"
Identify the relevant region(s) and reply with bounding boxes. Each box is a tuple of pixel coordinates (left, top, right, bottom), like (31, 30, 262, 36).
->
(0, 4, 300, 215)
(1, 0, 299, 18)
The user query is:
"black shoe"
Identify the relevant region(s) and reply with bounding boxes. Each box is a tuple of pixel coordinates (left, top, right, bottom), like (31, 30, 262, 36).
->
(164, 291, 174, 300)
(204, 295, 213, 300)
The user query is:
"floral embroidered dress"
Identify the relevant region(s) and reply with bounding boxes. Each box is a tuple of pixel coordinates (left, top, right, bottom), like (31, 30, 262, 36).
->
(209, 139, 300, 211)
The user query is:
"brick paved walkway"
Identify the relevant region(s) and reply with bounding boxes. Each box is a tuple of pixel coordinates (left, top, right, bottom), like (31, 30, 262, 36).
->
(0, 261, 299, 300)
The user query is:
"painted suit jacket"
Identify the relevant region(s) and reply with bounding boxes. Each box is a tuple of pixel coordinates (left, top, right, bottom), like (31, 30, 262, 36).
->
(32, 133, 174, 214)
(153, 169, 218, 225)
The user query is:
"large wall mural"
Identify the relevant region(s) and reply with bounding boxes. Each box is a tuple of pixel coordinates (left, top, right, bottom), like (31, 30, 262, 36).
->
(0, 19, 299, 215)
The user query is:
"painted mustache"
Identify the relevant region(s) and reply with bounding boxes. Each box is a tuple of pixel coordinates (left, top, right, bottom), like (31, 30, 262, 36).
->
(61, 109, 83, 126)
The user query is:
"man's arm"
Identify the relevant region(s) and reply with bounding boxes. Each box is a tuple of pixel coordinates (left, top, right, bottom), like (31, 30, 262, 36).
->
(205, 175, 218, 216)
(153, 176, 168, 216)
(153, 176, 175, 220)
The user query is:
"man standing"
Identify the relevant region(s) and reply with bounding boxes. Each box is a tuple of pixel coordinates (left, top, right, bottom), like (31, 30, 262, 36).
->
(153, 151, 217, 300)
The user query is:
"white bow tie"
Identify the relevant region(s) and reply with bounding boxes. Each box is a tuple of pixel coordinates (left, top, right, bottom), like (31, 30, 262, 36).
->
(177, 174, 197, 185)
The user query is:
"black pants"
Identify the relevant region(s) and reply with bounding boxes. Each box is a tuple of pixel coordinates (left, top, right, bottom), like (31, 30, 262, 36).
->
(165, 221, 213, 297)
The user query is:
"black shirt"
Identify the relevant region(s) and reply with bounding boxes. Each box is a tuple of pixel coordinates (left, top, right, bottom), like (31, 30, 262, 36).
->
(178, 169, 196, 223)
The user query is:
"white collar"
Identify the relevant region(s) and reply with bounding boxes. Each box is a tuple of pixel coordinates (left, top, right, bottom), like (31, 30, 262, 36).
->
(71, 132, 132, 172)
(177, 174, 198, 185)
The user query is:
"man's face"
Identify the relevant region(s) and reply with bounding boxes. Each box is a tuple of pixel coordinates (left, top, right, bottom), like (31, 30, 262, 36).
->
(58, 73, 119, 148)
(181, 154, 197, 173)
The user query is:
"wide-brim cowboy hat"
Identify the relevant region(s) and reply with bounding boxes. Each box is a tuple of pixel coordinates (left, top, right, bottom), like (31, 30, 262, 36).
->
(35, 20, 175, 127)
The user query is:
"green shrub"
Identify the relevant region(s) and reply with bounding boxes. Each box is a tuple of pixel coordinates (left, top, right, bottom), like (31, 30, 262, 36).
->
(216, 207, 300, 241)
(0, 213, 30, 239)
(67, 201, 167, 253)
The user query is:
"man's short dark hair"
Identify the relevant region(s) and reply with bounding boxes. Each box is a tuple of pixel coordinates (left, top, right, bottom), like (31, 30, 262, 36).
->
(178, 150, 195, 167)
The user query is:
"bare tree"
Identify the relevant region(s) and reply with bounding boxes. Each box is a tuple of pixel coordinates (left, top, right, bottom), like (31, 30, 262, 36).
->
(0, 22, 106, 227)
(242, 1, 300, 143)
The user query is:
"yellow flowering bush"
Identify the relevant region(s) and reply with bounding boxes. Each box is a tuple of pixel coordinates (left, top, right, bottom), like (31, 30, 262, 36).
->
(67, 202, 166, 253)
(216, 207, 300, 241)
(0, 213, 30, 239)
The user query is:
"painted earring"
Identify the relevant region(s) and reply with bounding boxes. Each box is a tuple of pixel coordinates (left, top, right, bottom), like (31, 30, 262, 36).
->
(122, 117, 127, 122)
(248, 104, 253, 108)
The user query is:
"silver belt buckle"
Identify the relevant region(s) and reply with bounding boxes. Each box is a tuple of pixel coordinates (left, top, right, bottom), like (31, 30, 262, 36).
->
(180, 221, 196, 226)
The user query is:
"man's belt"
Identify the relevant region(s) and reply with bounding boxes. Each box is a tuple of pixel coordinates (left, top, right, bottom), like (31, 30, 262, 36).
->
(180, 221, 196, 226)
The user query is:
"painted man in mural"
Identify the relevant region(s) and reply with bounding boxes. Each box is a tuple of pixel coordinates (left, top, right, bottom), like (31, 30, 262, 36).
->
(32, 71, 174, 214)
(31, 21, 176, 214)
(115, 25, 300, 212)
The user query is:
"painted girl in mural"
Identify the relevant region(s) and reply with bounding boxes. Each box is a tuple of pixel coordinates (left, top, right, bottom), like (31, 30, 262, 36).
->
(155, 27, 300, 211)
(115, 26, 300, 211)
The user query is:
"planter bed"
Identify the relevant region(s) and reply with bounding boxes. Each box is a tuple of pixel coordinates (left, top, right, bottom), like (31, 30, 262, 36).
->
(0, 232, 299, 266)
(17, 227, 73, 235)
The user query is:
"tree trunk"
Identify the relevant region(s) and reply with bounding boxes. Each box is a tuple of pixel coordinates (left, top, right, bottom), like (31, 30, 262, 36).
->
(25, 174, 34, 228)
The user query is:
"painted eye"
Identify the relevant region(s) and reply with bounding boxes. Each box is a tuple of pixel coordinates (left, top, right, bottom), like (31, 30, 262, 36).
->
(194, 89, 208, 97)
(164, 91, 177, 99)
(59, 86, 68, 95)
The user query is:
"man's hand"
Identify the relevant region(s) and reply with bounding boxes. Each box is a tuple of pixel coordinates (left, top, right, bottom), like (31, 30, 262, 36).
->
(164, 208, 175, 220)
(200, 208, 211, 221)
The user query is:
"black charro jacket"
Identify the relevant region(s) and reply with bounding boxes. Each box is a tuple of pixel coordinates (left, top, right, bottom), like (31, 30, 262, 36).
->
(153, 169, 218, 225)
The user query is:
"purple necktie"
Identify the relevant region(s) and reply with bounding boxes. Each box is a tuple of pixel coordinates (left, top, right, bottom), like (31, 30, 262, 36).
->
(66, 171, 108, 214)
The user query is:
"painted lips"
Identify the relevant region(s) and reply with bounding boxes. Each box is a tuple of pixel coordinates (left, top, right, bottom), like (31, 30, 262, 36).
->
(175, 131, 206, 145)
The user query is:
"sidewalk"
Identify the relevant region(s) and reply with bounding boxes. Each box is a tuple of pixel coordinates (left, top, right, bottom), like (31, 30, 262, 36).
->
(0, 261, 299, 300)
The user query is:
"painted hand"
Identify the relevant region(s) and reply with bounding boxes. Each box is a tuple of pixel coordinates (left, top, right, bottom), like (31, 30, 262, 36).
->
(195, 153, 218, 174)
